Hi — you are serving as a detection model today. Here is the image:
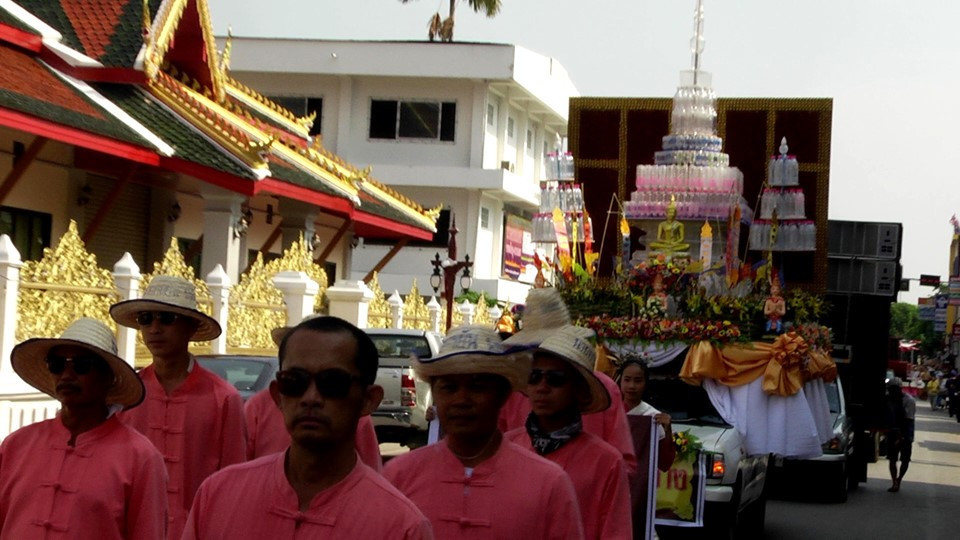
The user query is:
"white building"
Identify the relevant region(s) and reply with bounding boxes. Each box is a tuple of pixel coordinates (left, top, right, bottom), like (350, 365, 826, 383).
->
(224, 38, 578, 304)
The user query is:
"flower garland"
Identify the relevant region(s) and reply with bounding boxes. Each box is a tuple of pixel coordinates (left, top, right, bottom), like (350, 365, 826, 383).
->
(579, 315, 743, 345)
(673, 430, 703, 462)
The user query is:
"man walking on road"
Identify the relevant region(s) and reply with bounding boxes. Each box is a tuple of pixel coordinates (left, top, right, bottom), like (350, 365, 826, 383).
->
(886, 379, 915, 492)
(112, 276, 246, 538)
(183, 316, 432, 539)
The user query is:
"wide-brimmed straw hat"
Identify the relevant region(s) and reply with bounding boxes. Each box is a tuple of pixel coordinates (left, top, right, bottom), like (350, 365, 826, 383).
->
(534, 325, 611, 414)
(414, 325, 531, 390)
(111, 276, 221, 341)
(11, 318, 145, 409)
(502, 288, 571, 348)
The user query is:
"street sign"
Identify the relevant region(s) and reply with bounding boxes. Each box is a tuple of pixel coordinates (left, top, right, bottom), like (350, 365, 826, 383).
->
(920, 274, 941, 287)
(936, 295, 949, 309)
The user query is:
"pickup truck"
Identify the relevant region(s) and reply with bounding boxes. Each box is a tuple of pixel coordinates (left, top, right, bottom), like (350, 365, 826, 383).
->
(366, 328, 442, 448)
(645, 371, 768, 539)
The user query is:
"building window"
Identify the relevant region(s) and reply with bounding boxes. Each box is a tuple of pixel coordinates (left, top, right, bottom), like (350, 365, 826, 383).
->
(480, 207, 490, 229)
(0, 206, 50, 261)
(267, 96, 323, 136)
(487, 104, 495, 127)
(507, 117, 515, 139)
(526, 129, 534, 149)
(369, 99, 456, 142)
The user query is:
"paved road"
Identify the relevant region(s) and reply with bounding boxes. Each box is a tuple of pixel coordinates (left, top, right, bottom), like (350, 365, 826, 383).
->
(766, 405, 960, 540)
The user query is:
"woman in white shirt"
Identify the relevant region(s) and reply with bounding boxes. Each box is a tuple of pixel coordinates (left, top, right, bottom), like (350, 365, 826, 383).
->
(617, 359, 675, 471)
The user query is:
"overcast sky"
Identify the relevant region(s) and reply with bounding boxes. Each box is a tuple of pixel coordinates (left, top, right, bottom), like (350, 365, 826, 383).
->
(208, 0, 956, 303)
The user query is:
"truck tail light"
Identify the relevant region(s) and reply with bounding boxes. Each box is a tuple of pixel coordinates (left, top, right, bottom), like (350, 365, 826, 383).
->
(401, 374, 416, 407)
(707, 453, 726, 478)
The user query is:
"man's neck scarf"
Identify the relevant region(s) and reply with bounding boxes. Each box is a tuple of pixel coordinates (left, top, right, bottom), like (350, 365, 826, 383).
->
(525, 411, 582, 456)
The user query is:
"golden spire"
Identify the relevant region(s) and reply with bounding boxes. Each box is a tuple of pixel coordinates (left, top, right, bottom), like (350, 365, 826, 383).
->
(220, 27, 233, 72)
(142, 0, 152, 46)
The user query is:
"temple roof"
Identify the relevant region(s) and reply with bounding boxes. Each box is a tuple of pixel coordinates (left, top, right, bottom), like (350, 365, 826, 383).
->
(0, 0, 437, 238)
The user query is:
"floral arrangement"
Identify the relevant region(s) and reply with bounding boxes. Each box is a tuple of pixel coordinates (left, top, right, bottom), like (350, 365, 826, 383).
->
(579, 315, 743, 345)
(673, 430, 703, 462)
(793, 322, 833, 352)
(626, 255, 687, 297)
(785, 289, 829, 324)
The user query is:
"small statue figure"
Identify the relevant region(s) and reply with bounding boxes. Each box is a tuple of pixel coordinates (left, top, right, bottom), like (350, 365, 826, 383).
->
(764, 273, 786, 334)
(649, 272, 670, 313)
(649, 195, 690, 254)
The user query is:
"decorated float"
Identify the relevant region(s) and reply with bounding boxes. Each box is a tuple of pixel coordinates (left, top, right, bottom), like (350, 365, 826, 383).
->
(530, 0, 837, 464)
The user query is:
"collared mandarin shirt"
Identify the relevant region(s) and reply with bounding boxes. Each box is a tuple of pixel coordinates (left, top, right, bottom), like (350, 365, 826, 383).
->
(182, 452, 432, 540)
(243, 389, 382, 471)
(499, 372, 638, 474)
(0, 415, 167, 539)
(506, 428, 632, 540)
(384, 438, 585, 540)
(119, 364, 246, 540)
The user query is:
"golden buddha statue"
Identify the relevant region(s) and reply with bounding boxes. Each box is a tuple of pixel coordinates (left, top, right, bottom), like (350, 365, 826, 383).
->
(649, 195, 689, 253)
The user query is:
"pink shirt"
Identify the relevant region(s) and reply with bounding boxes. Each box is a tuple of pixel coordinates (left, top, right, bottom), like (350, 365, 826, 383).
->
(506, 429, 632, 540)
(499, 372, 637, 474)
(0, 415, 167, 539)
(384, 438, 585, 540)
(120, 364, 246, 539)
(183, 452, 432, 540)
(244, 389, 382, 471)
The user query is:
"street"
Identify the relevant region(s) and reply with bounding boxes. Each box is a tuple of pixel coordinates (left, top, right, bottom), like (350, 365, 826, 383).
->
(766, 405, 960, 539)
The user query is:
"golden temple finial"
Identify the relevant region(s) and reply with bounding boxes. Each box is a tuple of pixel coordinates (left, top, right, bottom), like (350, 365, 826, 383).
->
(142, 0, 152, 45)
(298, 110, 317, 131)
(220, 27, 233, 72)
(425, 205, 443, 221)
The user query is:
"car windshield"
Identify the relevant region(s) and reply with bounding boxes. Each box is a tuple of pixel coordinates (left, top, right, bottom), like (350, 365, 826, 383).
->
(196, 357, 275, 397)
(825, 381, 841, 414)
(643, 376, 730, 426)
(369, 335, 432, 358)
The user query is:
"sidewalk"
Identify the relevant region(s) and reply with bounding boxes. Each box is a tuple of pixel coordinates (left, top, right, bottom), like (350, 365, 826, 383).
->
(868, 403, 960, 488)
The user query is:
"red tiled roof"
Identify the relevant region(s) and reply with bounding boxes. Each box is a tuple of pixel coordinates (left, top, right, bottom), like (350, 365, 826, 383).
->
(0, 45, 104, 118)
(59, 0, 125, 61)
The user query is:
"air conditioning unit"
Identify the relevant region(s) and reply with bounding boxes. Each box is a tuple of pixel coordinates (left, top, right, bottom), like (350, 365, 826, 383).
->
(500, 160, 515, 173)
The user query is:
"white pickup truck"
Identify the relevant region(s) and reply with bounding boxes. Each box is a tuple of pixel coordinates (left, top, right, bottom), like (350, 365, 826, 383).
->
(645, 372, 768, 539)
(366, 329, 442, 448)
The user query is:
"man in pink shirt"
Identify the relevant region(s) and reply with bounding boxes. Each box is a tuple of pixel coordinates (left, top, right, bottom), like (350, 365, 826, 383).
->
(506, 325, 632, 540)
(502, 288, 637, 474)
(183, 316, 432, 539)
(384, 326, 585, 539)
(0, 318, 167, 539)
(111, 276, 246, 539)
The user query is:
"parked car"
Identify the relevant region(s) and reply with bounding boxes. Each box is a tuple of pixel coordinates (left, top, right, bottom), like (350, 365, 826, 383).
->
(365, 329, 442, 448)
(196, 355, 278, 401)
(770, 378, 855, 503)
(645, 371, 768, 538)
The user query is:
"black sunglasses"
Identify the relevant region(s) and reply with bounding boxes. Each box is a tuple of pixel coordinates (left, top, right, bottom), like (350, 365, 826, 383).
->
(135, 311, 180, 326)
(528, 369, 571, 388)
(275, 368, 363, 399)
(46, 354, 108, 376)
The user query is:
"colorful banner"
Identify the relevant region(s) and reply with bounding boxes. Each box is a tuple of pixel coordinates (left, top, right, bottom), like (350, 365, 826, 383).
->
(503, 215, 534, 282)
(552, 208, 572, 273)
(627, 415, 659, 540)
(918, 297, 935, 322)
(654, 453, 706, 527)
(950, 278, 960, 306)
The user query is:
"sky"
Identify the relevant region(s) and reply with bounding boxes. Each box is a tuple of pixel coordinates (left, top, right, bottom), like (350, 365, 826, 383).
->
(207, 0, 957, 304)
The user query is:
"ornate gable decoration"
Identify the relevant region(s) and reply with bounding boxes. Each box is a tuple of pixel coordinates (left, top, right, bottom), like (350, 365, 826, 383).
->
(143, 0, 224, 102)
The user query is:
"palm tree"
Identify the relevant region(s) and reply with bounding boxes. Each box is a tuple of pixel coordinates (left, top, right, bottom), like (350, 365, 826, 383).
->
(401, 0, 503, 42)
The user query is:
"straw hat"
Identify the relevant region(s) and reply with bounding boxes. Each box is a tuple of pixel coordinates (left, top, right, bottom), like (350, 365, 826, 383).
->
(534, 325, 611, 414)
(413, 325, 531, 390)
(502, 288, 571, 348)
(111, 276, 221, 341)
(11, 318, 145, 409)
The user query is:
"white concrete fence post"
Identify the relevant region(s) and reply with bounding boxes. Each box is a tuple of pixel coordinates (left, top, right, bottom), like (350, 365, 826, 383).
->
(388, 291, 404, 329)
(427, 296, 441, 334)
(489, 304, 503, 323)
(273, 271, 319, 330)
(325, 280, 373, 329)
(112, 253, 141, 365)
(0, 235, 24, 392)
(458, 299, 475, 326)
(206, 264, 232, 354)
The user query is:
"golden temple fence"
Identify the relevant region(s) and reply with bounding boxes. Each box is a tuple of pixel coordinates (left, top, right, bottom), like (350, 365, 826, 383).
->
(365, 273, 501, 333)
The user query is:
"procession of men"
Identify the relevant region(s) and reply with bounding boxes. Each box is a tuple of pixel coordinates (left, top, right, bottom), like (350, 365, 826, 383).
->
(0, 277, 651, 539)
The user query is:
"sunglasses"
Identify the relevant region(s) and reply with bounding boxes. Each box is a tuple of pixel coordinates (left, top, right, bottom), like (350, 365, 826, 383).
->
(135, 311, 180, 326)
(528, 369, 571, 388)
(46, 354, 109, 376)
(275, 368, 363, 399)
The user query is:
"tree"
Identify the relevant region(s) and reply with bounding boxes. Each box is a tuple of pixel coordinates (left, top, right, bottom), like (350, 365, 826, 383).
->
(890, 302, 941, 357)
(401, 0, 503, 42)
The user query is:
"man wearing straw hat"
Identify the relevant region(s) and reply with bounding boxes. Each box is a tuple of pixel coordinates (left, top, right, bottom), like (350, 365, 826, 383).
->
(0, 318, 167, 539)
(182, 316, 432, 539)
(240, 320, 381, 470)
(501, 288, 637, 474)
(506, 324, 632, 540)
(384, 325, 585, 539)
(111, 275, 246, 539)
